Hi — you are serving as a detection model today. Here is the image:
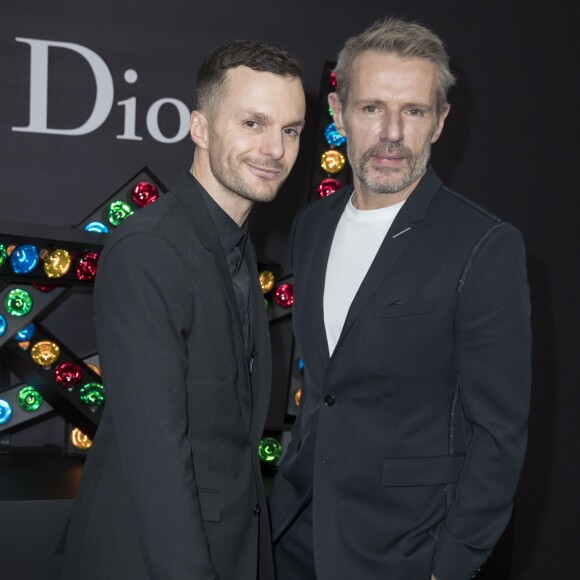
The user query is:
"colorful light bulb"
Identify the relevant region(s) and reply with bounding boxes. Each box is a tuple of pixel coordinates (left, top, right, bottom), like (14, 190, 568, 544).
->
(132, 181, 159, 207)
(79, 382, 105, 407)
(30, 340, 60, 366)
(10, 244, 39, 274)
(297, 358, 304, 372)
(17, 386, 43, 412)
(84, 221, 109, 234)
(294, 388, 302, 407)
(0, 314, 6, 337)
(259, 270, 275, 294)
(318, 178, 342, 198)
(70, 427, 93, 450)
(55, 362, 82, 388)
(324, 123, 346, 147)
(76, 252, 99, 281)
(0, 244, 7, 267)
(274, 283, 294, 308)
(14, 323, 35, 341)
(320, 150, 346, 174)
(108, 201, 134, 226)
(258, 436, 283, 463)
(44, 249, 72, 278)
(32, 282, 55, 292)
(0, 400, 13, 424)
(4, 288, 33, 317)
(329, 71, 337, 89)
(86, 363, 101, 377)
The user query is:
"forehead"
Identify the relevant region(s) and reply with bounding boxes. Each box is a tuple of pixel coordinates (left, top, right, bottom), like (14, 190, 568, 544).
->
(349, 51, 438, 104)
(216, 65, 305, 119)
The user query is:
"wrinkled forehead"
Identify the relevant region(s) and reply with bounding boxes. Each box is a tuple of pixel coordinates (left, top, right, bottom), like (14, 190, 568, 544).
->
(348, 51, 439, 104)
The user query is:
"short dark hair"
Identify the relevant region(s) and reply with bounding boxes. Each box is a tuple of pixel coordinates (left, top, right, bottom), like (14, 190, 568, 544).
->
(195, 40, 302, 114)
(334, 17, 456, 117)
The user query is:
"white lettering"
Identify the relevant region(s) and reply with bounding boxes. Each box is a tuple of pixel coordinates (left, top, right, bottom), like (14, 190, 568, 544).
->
(12, 39, 190, 143)
(146, 98, 190, 144)
(12, 38, 114, 136)
(116, 71, 142, 140)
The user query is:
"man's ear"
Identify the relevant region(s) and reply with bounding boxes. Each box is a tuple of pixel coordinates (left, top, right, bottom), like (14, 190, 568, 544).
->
(431, 104, 450, 144)
(190, 110, 209, 149)
(328, 92, 346, 136)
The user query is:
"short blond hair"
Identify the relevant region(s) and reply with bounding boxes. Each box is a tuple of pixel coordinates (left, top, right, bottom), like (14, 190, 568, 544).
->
(334, 17, 456, 117)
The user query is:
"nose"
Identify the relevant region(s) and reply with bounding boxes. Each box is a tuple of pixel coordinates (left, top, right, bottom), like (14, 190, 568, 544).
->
(260, 129, 285, 160)
(379, 111, 403, 143)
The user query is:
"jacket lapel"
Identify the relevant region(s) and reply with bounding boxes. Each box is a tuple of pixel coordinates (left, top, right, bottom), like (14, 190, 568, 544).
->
(172, 172, 252, 431)
(244, 239, 272, 438)
(304, 187, 351, 366)
(331, 207, 415, 356)
(332, 166, 443, 357)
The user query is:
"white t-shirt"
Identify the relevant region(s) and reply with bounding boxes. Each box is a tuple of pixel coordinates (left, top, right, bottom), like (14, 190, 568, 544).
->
(323, 194, 405, 355)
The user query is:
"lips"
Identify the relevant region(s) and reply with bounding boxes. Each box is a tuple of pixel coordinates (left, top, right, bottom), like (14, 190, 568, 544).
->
(371, 154, 406, 167)
(245, 161, 284, 180)
(375, 154, 404, 161)
(366, 144, 410, 168)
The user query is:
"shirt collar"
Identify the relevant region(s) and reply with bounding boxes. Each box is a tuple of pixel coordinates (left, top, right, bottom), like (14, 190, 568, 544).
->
(186, 171, 247, 255)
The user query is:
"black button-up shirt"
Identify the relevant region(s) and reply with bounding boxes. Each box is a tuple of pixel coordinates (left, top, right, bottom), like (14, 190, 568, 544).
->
(187, 172, 254, 363)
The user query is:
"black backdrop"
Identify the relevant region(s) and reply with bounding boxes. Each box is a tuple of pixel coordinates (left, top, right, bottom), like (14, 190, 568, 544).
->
(1, 1, 577, 578)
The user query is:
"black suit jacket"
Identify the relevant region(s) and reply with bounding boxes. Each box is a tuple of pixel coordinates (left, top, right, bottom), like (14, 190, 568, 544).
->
(269, 167, 531, 580)
(61, 173, 274, 580)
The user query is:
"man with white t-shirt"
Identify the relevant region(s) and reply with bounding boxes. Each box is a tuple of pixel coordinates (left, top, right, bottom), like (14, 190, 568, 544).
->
(269, 17, 531, 580)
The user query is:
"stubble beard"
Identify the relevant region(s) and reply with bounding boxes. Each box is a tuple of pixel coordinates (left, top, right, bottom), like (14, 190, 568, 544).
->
(350, 139, 432, 196)
(207, 143, 287, 205)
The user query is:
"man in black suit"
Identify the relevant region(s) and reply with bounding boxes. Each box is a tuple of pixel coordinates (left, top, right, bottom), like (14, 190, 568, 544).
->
(61, 40, 305, 580)
(270, 17, 531, 580)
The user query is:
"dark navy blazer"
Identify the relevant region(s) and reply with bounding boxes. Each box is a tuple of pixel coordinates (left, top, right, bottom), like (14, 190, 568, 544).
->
(270, 167, 531, 580)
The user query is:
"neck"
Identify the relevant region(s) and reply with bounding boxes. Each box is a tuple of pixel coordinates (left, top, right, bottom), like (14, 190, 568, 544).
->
(190, 155, 252, 227)
(351, 172, 424, 211)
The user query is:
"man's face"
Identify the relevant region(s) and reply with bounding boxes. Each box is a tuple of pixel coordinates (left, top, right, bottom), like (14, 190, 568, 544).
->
(204, 66, 305, 204)
(330, 51, 449, 206)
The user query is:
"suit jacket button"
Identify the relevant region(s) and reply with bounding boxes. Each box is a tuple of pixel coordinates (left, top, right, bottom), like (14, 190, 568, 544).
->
(252, 504, 261, 516)
(324, 395, 335, 406)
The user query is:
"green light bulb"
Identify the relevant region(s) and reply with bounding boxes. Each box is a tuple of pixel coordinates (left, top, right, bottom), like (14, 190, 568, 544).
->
(79, 382, 105, 407)
(4, 288, 33, 317)
(258, 436, 282, 463)
(107, 201, 134, 226)
(17, 386, 43, 412)
(0, 244, 7, 267)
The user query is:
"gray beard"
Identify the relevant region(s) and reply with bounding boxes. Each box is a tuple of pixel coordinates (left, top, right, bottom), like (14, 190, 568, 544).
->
(350, 140, 431, 195)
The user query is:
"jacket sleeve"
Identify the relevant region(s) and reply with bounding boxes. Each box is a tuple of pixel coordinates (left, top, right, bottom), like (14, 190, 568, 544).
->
(432, 223, 532, 580)
(93, 232, 219, 580)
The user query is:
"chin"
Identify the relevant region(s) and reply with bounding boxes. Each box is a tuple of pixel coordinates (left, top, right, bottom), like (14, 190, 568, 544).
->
(252, 190, 279, 204)
(237, 186, 278, 204)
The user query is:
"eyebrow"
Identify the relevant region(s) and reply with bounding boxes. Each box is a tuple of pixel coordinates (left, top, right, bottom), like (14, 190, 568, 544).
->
(237, 109, 305, 128)
(355, 99, 434, 111)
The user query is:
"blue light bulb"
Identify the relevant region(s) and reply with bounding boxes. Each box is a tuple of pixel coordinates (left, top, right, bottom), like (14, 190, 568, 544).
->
(324, 123, 347, 147)
(0, 399, 13, 425)
(14, 322, 35, 342)
(84, 221, 109, 234)
(10, 244, 39, 274)
(0, 314, 6, 336)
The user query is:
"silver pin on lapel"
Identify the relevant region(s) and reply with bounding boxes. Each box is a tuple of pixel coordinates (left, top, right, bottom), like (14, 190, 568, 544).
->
(392, 227, 411, 238)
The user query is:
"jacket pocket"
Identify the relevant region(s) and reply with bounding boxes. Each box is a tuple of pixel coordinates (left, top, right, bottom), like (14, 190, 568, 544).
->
(374, 298, 436, 319)
(382, 455, 465, 487)
(198, 488, 221, 521)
